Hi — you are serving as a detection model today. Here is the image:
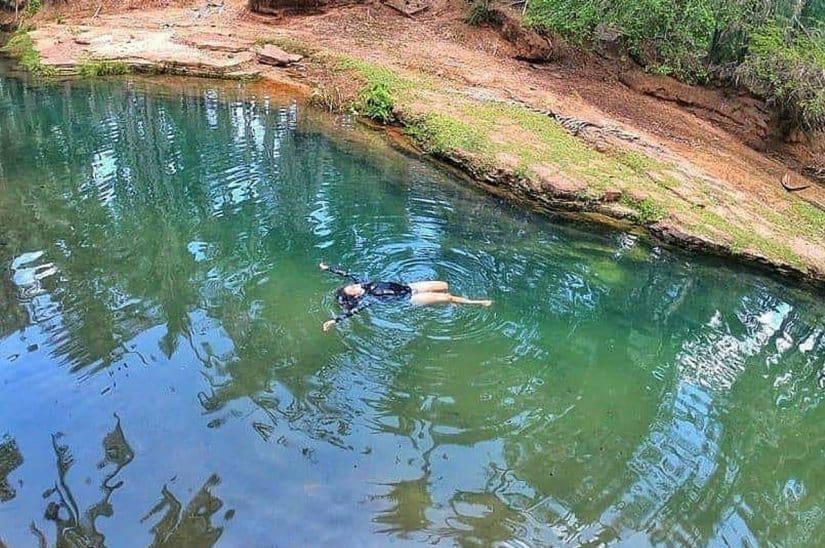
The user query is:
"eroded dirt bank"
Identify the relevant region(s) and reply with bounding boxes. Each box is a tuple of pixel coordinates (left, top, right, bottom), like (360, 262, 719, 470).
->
(6, 0, 825, 287)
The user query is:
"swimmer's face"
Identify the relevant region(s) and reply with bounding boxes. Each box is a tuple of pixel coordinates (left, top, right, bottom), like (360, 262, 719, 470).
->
(344, 284, 365, 297)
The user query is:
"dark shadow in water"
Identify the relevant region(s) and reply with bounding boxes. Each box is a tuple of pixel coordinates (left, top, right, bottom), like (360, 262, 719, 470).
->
(0, 434, 24, 503)
(372, 475, 433, 536)
(31, 417, 130, 547)
(34, 415, 133, 548)
(27, 416, 231, 547)
(140, 474, 231, 547)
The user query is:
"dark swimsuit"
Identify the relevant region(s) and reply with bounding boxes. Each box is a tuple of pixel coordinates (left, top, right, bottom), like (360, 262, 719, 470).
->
(327, 266, 411, 324)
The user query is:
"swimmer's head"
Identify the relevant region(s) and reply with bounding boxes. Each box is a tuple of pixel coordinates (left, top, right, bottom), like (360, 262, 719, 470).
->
(343, 284, 366, 297)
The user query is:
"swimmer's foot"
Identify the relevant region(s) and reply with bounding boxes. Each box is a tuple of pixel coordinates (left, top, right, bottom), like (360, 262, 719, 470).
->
(322, 319, 336, 332)
(319, 262, 329, 271)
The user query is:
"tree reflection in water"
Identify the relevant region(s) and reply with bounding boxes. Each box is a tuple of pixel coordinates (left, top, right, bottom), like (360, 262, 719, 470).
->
(0, 434, 24, 503)
(141, 474, 230, 548)
(3, 72, 825, 545)
(34, 415, 133, 547)
(26, 417, 230, 547)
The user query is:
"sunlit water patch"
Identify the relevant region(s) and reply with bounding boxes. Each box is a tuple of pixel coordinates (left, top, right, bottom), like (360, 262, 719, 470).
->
(1, 70, 825, 546)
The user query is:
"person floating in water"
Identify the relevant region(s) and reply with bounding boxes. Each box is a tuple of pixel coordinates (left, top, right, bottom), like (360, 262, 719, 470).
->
(320, 262, 492, 331)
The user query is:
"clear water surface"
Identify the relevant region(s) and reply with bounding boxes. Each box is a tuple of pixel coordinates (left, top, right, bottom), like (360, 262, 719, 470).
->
(2, 68, 825, 547)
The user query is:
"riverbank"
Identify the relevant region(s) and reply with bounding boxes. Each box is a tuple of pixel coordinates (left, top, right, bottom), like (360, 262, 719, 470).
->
(5, 0, 825, 286)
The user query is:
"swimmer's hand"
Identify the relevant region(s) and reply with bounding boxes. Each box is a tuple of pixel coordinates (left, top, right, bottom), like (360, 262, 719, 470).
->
(322, 319, 337, 332)
(319, 262, 329, 271)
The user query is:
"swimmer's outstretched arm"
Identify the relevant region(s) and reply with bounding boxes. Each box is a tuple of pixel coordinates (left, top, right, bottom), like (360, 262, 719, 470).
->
(323, 302, 371, 331)
(319, 262, 360, 282)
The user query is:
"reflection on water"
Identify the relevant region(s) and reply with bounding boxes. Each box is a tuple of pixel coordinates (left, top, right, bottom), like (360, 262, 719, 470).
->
(37, 416, 133, 547)
(1, 71, 825, 545)
(141, 474, 230, 548)
(0, 435, 23, 503)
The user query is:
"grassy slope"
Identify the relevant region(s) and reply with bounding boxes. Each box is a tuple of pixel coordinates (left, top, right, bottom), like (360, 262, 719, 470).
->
(318, 50, 825, 274)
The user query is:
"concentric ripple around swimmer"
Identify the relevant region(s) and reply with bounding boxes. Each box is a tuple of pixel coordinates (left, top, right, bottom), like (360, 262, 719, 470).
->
(3, 70, 825, 546)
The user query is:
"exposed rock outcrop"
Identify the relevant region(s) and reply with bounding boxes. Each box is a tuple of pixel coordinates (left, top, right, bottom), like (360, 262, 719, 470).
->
(256, 44, 303, 66)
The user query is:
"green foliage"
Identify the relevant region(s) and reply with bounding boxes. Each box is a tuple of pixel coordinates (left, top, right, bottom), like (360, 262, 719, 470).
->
(792, 200, 825, 238)
(78, 59, 132, 77)
(621, 195, 666, 223)
(23, 0, 41, 17)
(334, 57, 424, 123)
(525, 0, 718, 81)
(2, 30, 55, 78)
(525, 0, 825, 131)
(737, 25, 825, 131)
(466, 0, 497, 26)
(361, 82, 395, 123)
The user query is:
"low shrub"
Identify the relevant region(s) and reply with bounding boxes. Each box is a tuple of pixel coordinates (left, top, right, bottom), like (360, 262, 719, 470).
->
(525, 0, 717, 82)
(523, 0, 825, 132)
(23, 0, 41, 17)
(361, 82, 394, 123)
(466, 0, 497, 27)
(736, 25, 825, 132)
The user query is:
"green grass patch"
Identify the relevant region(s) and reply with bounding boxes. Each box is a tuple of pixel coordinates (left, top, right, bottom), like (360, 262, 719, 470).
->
(405, 113, 491, 155)
(792, 201, 825, 240)
(466, 0, 497, 26)
(462, 102, 599, 162)
(692, 207, 805, 268)
(336, 57, 419, 95)
(2, 31, 55, 78)
(621, 195, 667, 224)
(77, 59, 132, 78)
(24, 0, 42, 18)
(331, 57, 427, 124)
(456, 101, 663, 193)
(615, 150, 657, 174)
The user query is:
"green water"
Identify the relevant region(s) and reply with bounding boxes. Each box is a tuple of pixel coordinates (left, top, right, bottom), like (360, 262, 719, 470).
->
(2, 70, 825, 547)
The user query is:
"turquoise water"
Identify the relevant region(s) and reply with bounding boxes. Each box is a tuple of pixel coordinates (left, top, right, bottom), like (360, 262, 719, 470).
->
(2, 70, 825, 546)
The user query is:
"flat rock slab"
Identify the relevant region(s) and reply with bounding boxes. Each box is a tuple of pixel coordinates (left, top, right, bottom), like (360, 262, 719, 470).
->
(31, 26, 257, 77)
(256, 44, 302, 66)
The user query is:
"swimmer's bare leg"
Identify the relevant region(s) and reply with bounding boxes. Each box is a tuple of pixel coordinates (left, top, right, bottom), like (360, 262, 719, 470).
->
(410, 292, 492, 306)
(409, 281, 449, 293)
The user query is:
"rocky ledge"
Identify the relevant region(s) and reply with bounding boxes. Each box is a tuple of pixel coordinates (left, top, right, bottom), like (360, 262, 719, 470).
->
(24, 25, 303, 80)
